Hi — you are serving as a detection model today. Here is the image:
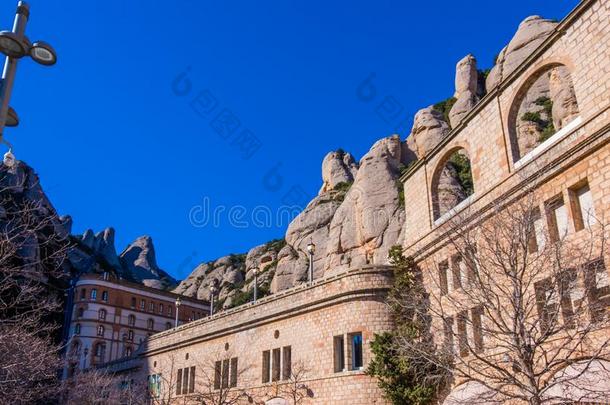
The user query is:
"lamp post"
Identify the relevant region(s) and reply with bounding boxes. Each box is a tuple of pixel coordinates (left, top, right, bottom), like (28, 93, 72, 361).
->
(251, 266, 259, 302)
(307, 240, 316, 284)
(0, 1, 57, 165)
(210, 284, 218, 316)
(174, 297, 181, 328)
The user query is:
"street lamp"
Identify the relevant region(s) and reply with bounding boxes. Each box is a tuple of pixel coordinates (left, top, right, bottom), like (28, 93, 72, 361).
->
(306, 240, 316, 284)
(251, 266, 259, 302)
(210, 284, 218, 316)
(174, 297, 181, 328)
(0, 2, 57, 166)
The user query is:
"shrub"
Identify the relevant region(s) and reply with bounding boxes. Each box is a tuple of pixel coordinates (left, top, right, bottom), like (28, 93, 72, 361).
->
(433, 97, 457, 125)
(447, 152, 474, 196)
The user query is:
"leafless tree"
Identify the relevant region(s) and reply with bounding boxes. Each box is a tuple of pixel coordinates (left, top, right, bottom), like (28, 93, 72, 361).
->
(277, 360, 313, 405)
(191, 349, 256, 405)
(0, 167, 71, 404)
(61, 366, 148, 405)
(397, 186, 610, 404)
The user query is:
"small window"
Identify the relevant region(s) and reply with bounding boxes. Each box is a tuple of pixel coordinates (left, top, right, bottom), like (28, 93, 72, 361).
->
(222, 359, 230, 388)
(182, 367, 190, 395)
(176, 369, 182, 396)
(262, 350, 270, 383)
(214, 361, 222, 389)
(457, 312, 469, 358)
(147, 319, 154, 330)
(168, 306, 173, 316)
(125, 347, 132, 357)
(272, 348, 281, 381)
(471, 306, 484, 353)
(230, 358, 238, 387)
(80, 289, 86, 300)
(451, 255, 464, 290)
(333, 335, 344, 372)
(439, 260, 449, 295)
(159, 304, 164, 314)
(140, 299, 146, 310)
(128, 330, 134, 341)
(77, 307, 84, 318)
(94, 342, 106, 359)
(97, 325, 105, 337)
(90, 288, 97, 300)
(584, 258, 610, 322)
(349, 333, 363, 370)
(282, 346, 291, 380)
(130, 297, 136, 309)
(98, 308, 107, 321)
(74, 323, 81, 335)
(570, 182, 596, 231)
(101, 290, 108, 302)
(528, 208, 545, 252)
(128, 314, 136, 327)
(547, 196, 569, 242)
(443, 316, 454, 353)
(149, 302, 155, 312)
(189, 366, 195, 394)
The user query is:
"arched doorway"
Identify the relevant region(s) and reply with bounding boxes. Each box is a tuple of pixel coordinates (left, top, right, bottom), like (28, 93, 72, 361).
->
(265, 398, 288, 405)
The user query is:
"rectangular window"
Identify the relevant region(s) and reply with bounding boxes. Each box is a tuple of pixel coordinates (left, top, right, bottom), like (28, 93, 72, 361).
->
(176, 369, 182, 396)
(535, 278, 560, 334)
(443, 316, 454, 353)
(471, 306, 484, 353)
(349, 332, 363, 370)
(262, 350, 270, 383)
(140, 299, 146, 310)
(451, 255, 463, 290)
(282, 346, 291, 380)
(222, 359, 230, 388)
(189, 366, 195, 394)
(230, 357, 238, 388)
(570, 182, 596, 231)
(584, 258, 610, 322)
(168, 306, 173, 316)
(130, 297, 136, 308)
(528, 208, 545, 252)
(159, 304, 164, 314)
(439, 260, 449, 295)
(90, 289, 97, 300)
(558, 269, 579, 328)
(333, 335, 344, 372)
(182, 367, 189, 395)
(149, 302, 155, 312)
(272, 348, 281, 381)
(547, 197, 569, 242)
(214, 361, 222, 389)
(457, 311, 469, 358)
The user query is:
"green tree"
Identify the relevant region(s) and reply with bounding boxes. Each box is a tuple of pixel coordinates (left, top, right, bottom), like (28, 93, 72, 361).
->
(367, 246, 450, 405)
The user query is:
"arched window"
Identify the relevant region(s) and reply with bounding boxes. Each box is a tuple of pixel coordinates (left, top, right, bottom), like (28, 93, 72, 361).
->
(128, 330, 134, 341)
(101, 290, 109, 302)
(165, 322, 172, 330)
(128, 314, 136, 326)
(94, 342, 106, 360)
(77, 307, 84, 318)
(98, 309, 107, 321)
(74, 323, 81, 335)
(431, 148, 474, 220)
(147, 319, 154, 330)
(97, 325, 105, 336)
(509, 64, 579, 162)
(80, 288, 86, 300)
(90, 288, 97, 300)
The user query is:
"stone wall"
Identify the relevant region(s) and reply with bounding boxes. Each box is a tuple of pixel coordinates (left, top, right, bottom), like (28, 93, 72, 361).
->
(136, 266, 394, 404)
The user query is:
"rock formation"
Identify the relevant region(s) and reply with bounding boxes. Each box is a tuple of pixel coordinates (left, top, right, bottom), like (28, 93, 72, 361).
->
(449, 54, 480, 127)
(548, 65, 579, 130)
(486, 16, 557, 90)
(320, 150, 359, 193)
(120, 236, 177, 289)
(408, 107, 451, 158)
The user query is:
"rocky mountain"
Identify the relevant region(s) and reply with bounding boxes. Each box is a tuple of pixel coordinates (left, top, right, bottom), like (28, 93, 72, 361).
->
(174, 14, 561, 309)
(0, 160, 177, 290)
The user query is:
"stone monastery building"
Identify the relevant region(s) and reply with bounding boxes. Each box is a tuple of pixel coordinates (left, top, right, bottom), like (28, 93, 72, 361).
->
(93, 0, 610, 403)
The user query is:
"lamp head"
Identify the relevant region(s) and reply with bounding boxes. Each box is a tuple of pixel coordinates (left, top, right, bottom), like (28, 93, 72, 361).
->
(251, 267, 258, 276)
(175, 297, 181, 307)
(306, 240, 316, 254)
(30, 41, 57, 66)
(0, 31, 29, 58)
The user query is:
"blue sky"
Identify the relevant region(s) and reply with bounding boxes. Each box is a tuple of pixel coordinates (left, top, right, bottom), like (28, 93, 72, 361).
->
(1, 0, 576, 280)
